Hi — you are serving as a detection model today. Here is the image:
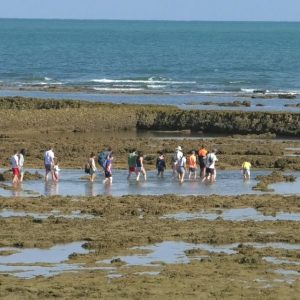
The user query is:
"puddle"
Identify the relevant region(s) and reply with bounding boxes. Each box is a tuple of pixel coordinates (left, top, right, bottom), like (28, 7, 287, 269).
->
(285, 147, 300, 151)
(0, 209, 96, 220)
(100, 241, 300, 268)
(263, 257, 300, 266)
(273, 269, 300, 276)
(161, 208, 300, 222)
(0, 241, 109, 278)
(0, 169, 299, 197)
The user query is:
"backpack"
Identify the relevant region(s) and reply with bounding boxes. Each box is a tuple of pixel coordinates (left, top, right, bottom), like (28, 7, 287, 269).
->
(207, 154, 213, 165)
(98, 151, 109, 168)
(128, 152, 137, 167)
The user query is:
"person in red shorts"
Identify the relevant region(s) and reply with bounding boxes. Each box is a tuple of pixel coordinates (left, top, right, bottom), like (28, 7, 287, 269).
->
(11, 151, 20, 184)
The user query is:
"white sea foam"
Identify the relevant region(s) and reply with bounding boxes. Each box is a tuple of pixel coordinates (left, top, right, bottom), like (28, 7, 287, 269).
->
(240, 88, 255, 93)
(44, 77, 52, 81)
(190, 90, 231, 95)
(91, 78, 195, 85)
(93, 87, 144, 92)
(229, 81, 250, 84)
(147, 85, 166, 89)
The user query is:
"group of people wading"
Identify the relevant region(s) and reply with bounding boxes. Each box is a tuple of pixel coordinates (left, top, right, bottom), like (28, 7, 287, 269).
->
(84, 145, 219, 184)
(93, 145, 220, 184)
(9, 145, 252, 185)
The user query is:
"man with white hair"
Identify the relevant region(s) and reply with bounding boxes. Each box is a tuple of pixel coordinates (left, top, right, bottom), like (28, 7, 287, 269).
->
(172, 146, 183, 177)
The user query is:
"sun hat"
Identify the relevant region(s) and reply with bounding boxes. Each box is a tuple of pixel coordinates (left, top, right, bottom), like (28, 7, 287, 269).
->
(176, 146, 182, 151)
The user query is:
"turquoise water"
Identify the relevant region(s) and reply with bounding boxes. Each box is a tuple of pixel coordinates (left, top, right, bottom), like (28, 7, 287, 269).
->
(1, 19, 300, 97)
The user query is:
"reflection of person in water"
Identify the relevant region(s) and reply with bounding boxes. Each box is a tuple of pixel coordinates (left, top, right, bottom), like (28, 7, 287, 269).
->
(44, 181, 59, 196)
(85, 182, 96, 197)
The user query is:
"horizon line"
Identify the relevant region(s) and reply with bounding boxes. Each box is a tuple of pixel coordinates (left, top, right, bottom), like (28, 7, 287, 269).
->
(0, 17, 299, 23)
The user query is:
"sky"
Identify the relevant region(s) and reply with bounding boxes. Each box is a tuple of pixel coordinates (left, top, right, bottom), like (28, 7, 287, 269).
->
(0, 0, 300, 21)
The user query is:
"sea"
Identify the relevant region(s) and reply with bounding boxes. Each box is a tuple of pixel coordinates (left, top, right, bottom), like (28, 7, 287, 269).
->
(0, 19, 300, 111)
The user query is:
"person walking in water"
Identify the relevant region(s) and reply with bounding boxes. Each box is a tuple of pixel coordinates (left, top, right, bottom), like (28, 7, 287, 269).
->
(188, 150, 197, 180)
(198, 145, 208, 179)
(241, 161, 251, 180)
(103, 154, 113, 185)
(18, 149, 26, 182)
(156, 152, 166, 178)
(53, 157, 60, 182)
(172, 146, 183, 177)
(11, 150, 20, 184)
(136, 151, 147, 181)
(88, 152, 97, 182)
(44, 147, 55, 181)
(127, 150, 138, 180)
(202, 149, 218, 183)
(177, 153, 186, 183)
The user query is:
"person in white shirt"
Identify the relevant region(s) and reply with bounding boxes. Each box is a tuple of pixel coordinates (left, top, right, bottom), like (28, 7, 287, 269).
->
(172, 146, 183, 177)
(18, 149, 26, 182)
(202, 149, 218, 183)
(11, 151, 20, 184)
(44, 147, 55, 181)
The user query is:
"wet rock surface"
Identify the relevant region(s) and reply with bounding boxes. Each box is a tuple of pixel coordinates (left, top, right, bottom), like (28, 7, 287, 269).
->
(0, 97, 299, 298)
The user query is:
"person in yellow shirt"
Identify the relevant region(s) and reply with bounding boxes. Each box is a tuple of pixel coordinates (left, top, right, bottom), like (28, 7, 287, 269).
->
(241, 161, 251, 180)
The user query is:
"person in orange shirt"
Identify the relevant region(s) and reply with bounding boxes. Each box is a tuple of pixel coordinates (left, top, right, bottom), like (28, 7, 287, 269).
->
(198, 145, 208, 179)
(188, 150, 197, 180)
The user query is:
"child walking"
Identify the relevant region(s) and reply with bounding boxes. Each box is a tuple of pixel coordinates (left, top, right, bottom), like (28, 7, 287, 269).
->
(156, 152, 166, 178)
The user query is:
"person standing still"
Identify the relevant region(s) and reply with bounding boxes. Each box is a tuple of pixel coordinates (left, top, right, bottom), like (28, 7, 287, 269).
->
(44, 147, 55, 181)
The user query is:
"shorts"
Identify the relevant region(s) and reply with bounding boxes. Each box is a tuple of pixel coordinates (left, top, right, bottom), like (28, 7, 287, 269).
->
(19, 167, 24, 175)
(157, 167, 165, 172)
(243, 169, 250, 176)
(89, 168, 96, 175)
(129, 166, 136, 172)
(105, 170, 112, 178)
(177, 166, 185, 175)
(45, 164, 52, 172)
(206, 168, 215, 176)
(12, 168, 20, 177)
(136, 167, 144, 172)
(199, 157, 206, 169)
(189, 167, 196, 173)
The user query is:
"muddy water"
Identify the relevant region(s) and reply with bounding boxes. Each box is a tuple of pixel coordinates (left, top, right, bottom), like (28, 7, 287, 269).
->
(0, 241, 100, 278)
(0, 169, 299, 197)
(101, 241, 300, 268)
(161, 208, 300, 222)
(0, 208, 96, 219)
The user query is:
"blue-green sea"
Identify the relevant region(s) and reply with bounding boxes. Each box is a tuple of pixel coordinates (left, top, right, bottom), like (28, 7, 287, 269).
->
(0, 19, 300, 107)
